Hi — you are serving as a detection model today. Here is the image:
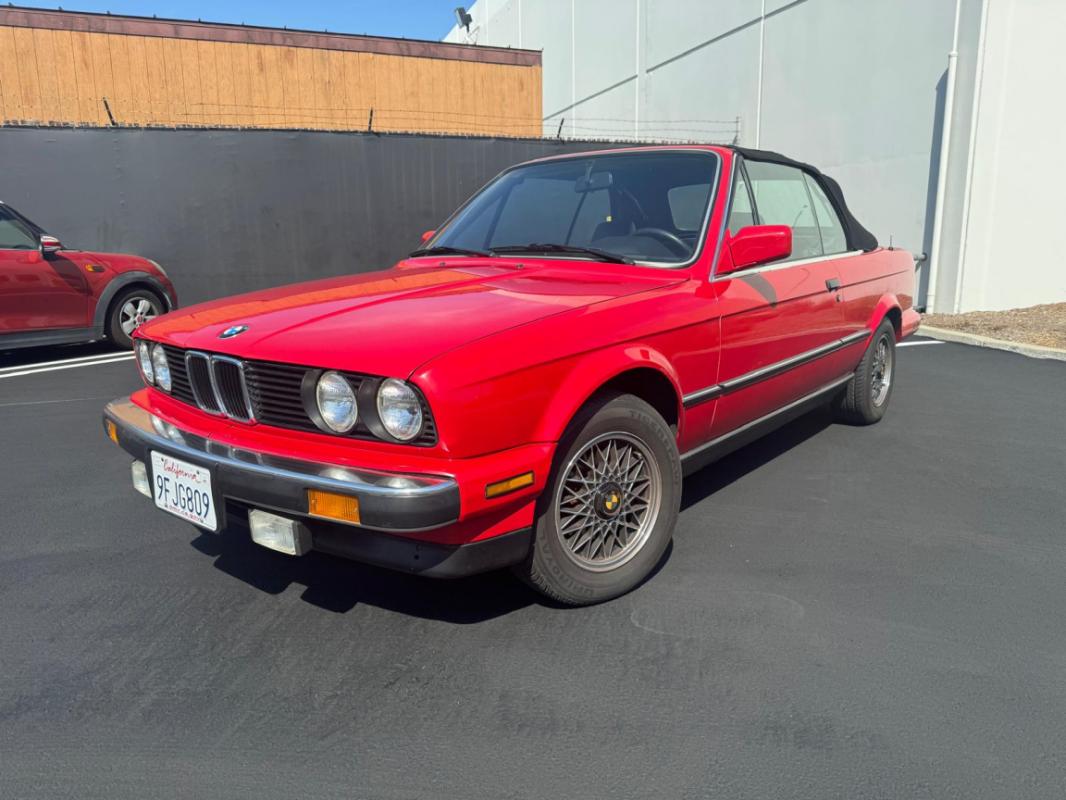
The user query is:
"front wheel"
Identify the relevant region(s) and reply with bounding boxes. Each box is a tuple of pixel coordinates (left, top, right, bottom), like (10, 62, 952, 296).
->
(516, 393, 681, 606)
(834, 318, 897, 425)
(108, 288, 163, 349)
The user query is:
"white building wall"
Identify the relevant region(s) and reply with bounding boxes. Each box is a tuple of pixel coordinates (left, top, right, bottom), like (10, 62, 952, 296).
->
(947, 0, 1066, 312)
(447, 0, 959, 283)
(447, 0, 1066, 313)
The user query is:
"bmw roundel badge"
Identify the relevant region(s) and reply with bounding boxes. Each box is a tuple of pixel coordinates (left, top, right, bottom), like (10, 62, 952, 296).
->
(219, 324, 249, 339)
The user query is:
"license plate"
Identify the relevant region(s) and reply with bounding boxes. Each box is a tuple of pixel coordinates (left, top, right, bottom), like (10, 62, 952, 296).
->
(150, 451, 218, 531)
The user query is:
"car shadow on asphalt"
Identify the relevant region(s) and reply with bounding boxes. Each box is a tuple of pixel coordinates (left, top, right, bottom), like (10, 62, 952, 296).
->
(187, 406, 831, 621)
(190, 517, 537, 622)
(679, 405, 833, 512)
(0, 340, 121, 368)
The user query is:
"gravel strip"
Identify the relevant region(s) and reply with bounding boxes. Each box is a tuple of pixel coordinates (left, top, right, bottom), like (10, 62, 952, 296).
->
(923, 302, 1066, 349)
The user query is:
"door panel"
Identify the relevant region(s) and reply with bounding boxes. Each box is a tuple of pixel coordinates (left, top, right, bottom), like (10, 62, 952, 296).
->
(710, 257, 847, 437)
(0, 249, 90, 332)
(705, 159, 852, 439)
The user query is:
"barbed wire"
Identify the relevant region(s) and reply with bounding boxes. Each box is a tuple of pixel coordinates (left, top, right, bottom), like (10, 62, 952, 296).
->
(1, 98, 742, 145)
(0, 118, 738, 145)
(129, 100, 740, 126)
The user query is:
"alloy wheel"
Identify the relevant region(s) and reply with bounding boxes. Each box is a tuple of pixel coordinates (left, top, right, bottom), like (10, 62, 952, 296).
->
(870, 334, 893, 406)
(554, 431, 662, 572)
(119, 296, 159, 336)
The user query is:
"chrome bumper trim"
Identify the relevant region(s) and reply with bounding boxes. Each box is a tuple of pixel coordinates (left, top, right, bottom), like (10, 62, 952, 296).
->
(103, 398, 459, 531)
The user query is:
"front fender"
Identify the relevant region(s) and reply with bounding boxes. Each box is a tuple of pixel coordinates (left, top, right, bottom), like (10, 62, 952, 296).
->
(420, 344, 685, 460)
(530, 344, 684, 444)
(92, 271, 175, 335)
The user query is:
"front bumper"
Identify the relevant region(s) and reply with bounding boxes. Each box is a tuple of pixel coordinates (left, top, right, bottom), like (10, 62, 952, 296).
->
(103, 399, 532, 577)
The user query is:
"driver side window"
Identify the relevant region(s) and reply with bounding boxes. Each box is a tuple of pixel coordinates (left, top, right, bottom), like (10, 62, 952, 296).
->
(726, 168, 755, 234)
(0, 208, 39, 251)
(744, 161, 823, 261)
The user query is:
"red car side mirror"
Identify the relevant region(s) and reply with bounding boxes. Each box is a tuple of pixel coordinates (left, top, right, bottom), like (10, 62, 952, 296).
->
(39, 234, 63, 256)
(721, 225, 792, 274)
(420, 229, 436, 243)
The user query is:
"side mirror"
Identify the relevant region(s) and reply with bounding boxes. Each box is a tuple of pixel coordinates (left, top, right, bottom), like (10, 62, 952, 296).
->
(420, 229, 436, 244)
(39, 234, 63, 256)
(720, 225, 791, 274)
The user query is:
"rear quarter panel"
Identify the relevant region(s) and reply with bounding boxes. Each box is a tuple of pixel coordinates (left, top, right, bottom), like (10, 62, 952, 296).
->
(837, 248, 916, 337)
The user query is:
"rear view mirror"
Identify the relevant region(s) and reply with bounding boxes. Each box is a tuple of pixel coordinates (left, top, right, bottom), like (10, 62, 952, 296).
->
(39, 234, 63, 255)
(575, 171, 612, 193)
(720, 225, 791, 274)
(420, 229, 435, 243)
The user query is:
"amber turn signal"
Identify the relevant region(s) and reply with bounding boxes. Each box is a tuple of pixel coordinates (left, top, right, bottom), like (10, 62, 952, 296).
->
(307, 489, 361, 525)
(485, 471, 534, 499)
(105, 419, 119, 444)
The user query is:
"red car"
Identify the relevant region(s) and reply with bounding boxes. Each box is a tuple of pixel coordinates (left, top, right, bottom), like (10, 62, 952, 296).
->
(103, 145, 919, 605)
(0, 201, 176, 350)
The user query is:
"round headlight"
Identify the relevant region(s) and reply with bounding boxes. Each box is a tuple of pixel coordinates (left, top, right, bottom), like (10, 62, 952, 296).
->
(136, 340, 154, 385)
(376, 378, 423, 441)
(151, 344, 171, 392)
(315, 371, 358, 433)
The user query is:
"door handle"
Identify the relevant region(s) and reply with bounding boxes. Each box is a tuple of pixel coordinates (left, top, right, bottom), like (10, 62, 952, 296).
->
(825, 278, 841, 292)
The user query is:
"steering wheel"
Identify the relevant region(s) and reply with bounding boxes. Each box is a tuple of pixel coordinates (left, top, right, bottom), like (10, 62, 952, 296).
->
(633, 227, 691, 258)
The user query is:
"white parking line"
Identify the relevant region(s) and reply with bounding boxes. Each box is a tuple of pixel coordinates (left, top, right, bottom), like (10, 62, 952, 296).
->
(0, 395, 114, 408)
(0, 353, 134, 379)
(898, 340, 944, 348)
(0, 350, 133, 374)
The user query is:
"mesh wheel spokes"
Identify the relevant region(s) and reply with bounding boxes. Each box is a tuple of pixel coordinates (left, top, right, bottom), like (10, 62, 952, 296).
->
(555, 432, 662, 572)
(870, 335, 893, 406)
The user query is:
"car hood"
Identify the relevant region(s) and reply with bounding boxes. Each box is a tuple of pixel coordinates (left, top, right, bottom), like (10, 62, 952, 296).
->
(143, 260, 684, 377)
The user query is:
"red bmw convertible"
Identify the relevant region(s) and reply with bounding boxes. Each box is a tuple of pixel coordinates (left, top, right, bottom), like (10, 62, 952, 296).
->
(104, 145, 919, 605)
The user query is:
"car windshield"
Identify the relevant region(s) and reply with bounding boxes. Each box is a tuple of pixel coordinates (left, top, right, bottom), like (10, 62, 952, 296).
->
(430, 151, 719, 266)
(0, 207, 40, 250)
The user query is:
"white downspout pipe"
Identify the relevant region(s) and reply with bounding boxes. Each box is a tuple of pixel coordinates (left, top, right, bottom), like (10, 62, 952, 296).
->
(754, 0, 765, 147)
(952, 0, 990, 314)
(925, 0, 963, 313)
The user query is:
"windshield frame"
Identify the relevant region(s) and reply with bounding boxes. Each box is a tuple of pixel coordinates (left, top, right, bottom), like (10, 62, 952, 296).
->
(421, 148, 723, 270)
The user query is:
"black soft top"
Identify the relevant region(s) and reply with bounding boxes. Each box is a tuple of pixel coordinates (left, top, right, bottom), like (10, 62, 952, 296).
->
(731, 146, 878, 252)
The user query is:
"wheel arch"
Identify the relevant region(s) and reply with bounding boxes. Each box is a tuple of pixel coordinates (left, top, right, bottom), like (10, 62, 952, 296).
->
(869, 294, 903, 340)
(93, 272, 173, 336)
(534, 346, 684, 445)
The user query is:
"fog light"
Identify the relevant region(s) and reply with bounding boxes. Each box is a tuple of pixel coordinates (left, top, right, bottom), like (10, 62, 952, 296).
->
(307, 489, 361, 525)
(131, 460, 151, 497)
(106, 419, 119, 445)
(249, 509, 311, 556)
(485, 471, 534, 498)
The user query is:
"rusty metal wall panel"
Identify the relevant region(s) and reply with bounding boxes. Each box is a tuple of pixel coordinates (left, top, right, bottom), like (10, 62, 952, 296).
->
(0, 127, 627, 306)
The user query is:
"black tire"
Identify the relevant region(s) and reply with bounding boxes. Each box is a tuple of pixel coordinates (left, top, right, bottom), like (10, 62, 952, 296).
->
(834, 318, 897, 425)
(516, 392, 682, 606)
(107, 287, 164, 349)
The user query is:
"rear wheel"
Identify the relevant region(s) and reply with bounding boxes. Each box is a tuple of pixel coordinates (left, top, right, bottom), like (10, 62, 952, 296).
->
(834, 318, 896, 425)
(517, 393, 681, 606)
(107, 288, 163, 349)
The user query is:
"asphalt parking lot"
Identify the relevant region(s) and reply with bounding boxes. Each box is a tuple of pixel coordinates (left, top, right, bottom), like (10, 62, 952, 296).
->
(2, 338, 1065, 799)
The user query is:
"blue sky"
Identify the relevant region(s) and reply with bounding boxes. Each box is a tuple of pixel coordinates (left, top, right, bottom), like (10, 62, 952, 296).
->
(13, 1, 461, 41)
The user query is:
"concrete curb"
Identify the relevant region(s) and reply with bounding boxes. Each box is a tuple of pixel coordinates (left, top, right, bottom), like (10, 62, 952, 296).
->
(920, 325, 1066, 362)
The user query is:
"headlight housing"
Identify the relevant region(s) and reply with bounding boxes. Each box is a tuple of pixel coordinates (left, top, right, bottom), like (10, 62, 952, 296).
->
(151, 343, 171, 392)
(315, 371, 358, 433)
(376, 378, 424, 441)
(136, 340, 154, 385)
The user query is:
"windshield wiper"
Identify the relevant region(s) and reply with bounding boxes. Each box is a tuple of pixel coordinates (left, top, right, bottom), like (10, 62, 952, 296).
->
(408, 245, 493, 258)
(490, 243, 634, 265)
